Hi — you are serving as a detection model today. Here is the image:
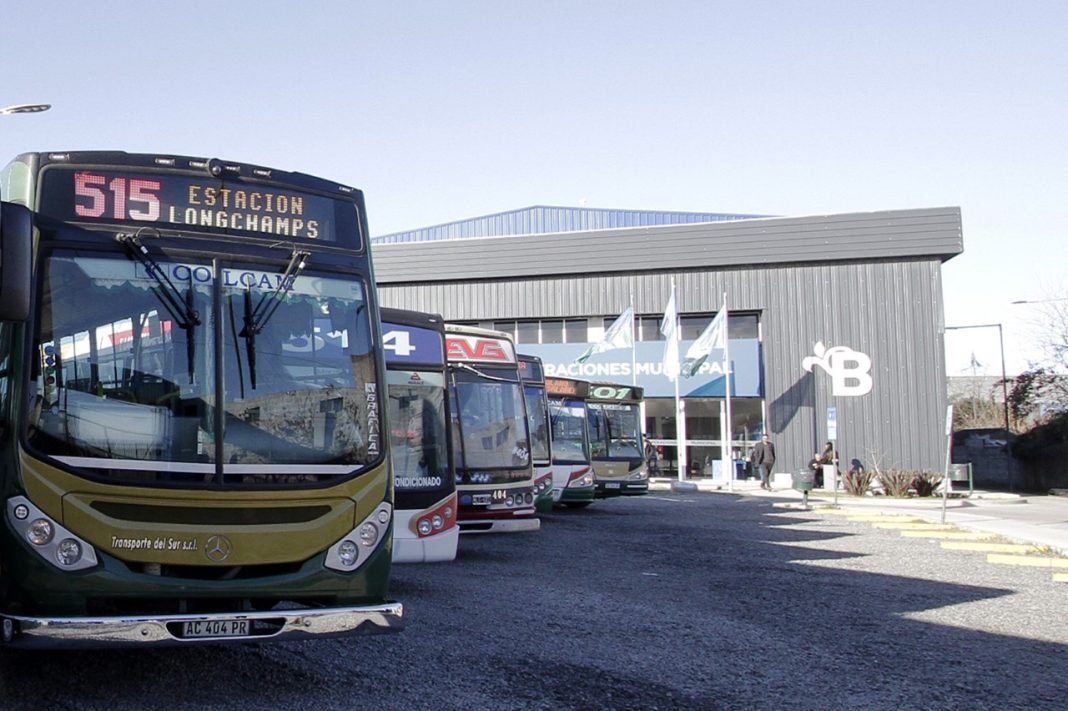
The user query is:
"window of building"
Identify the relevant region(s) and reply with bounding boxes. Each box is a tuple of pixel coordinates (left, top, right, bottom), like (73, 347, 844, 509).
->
(515, 321, 539, 344)
(564, 319, 587, 343)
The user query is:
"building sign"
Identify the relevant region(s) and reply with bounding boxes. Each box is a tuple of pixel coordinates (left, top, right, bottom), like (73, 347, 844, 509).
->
(519, 338, 762, 398)
(802, 341, 873, 397)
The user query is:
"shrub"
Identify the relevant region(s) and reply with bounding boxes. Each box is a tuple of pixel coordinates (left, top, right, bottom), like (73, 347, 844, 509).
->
(912, 470, 943, 497)
(843, 467, 875, 496)
(879, 468, 914, 497)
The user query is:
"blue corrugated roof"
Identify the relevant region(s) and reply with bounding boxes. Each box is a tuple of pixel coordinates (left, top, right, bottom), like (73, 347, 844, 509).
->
(371, 205, 768, 244)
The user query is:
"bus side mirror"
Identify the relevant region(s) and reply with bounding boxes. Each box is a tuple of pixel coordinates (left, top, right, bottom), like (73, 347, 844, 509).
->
(0, 201, 32, 322)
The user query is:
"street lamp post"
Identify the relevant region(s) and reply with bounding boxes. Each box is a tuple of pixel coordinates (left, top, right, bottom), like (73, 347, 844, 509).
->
(945, 323, 1010, 434)
(0, 103, 51, 115)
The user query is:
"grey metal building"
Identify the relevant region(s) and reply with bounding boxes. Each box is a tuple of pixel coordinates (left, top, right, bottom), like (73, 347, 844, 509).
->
(372, 206, 963, 480)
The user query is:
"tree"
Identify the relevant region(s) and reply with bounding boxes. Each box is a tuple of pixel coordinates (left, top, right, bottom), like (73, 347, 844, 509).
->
(1006, 295, 1068, 430)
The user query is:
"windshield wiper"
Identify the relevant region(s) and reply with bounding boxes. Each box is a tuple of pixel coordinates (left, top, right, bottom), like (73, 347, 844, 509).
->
(450, 361, 519, 384)
(117, 231, 200, 383)
(239, 247, 310, 389)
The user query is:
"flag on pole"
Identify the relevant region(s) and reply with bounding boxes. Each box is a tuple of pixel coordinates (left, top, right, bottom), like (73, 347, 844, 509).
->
(660, 288, 679, 381)
(681, 306, 728, 378)
(575, 307, 633, 363)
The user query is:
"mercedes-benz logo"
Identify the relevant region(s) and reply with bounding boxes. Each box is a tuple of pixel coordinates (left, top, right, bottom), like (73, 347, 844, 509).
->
(204, 535, 232, 562)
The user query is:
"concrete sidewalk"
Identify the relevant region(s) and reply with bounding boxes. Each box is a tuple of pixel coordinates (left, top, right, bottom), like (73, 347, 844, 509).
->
(649, 477, 1068, 556)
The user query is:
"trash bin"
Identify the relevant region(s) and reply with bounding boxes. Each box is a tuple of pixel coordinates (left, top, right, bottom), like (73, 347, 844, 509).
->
(792, 470, 815, 492)
(948, 462, 973, 496)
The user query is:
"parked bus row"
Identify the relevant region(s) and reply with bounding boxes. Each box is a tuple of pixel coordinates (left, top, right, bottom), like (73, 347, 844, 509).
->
(0, 149, 649, 648)
(381, 310, 649, 565)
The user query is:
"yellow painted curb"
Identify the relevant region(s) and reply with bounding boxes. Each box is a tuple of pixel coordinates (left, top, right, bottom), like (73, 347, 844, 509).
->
(942, 541, 1036, 554)
(846, 516, 925, 523)
(873, 522, 955, 530)
(900, 531, 992, 540)
(1053, 573, 1068, 583)
(987, 554, 1068, 568)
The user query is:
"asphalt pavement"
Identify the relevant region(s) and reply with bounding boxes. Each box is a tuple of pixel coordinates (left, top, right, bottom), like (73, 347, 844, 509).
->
(653, 477, 1068, 557)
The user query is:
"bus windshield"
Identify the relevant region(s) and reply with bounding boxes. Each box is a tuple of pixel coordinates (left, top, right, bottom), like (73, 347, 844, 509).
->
(588, 402, 642, 460)
(28, 243, 378, 485)
(449, 365, 529, 471)
(523, 385, 550, 462)
(387, 370, 450, 489)
(549, 397, 589, 464)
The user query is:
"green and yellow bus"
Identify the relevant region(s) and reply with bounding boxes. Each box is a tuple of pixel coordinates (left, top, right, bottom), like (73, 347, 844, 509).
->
(0, 151, 402, 647)
(586, 382, 648, 497)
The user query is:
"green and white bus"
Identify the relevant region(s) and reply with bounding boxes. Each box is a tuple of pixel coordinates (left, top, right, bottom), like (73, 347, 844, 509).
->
(544, 376, 596, 508)
(518, 355, 554, 513)
(0, 151, 402, 647)
(586, 382, 649, 497)
(445, 325, 538, 533)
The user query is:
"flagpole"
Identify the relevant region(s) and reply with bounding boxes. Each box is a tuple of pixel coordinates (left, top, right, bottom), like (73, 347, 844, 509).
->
(672, 282, 686, 482)
(630, 289, 637, 387)
(722, 291, 734, 492)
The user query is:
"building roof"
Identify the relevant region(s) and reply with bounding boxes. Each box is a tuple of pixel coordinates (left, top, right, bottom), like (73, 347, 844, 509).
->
(372, 206, 963, 284)
(371, 205, 767, 244)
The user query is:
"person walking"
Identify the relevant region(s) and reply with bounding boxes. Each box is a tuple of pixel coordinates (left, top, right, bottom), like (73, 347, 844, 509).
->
(750, 433, 776, 490)
(643, 434, 660, 477)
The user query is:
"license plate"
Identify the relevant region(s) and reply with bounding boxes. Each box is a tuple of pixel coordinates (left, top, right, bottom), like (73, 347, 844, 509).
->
(472, 494, 492, 505)
(182, 619, 250, 638)
(605, 482, 621, 489)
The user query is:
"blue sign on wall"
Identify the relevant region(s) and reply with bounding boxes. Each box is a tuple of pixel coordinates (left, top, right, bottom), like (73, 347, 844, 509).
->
(519, 339, 762, 398)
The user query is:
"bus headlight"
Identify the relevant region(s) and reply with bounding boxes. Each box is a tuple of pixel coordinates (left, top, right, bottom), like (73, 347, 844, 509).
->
(417, 519, 433, 536)
(324, 502, 392, 572)
(27, 519, 54, 546)
(55, 539, 83, 566)
(359, 522, 380, 547)
(431, 514, 444, 530)
(337, 540, 359, 567)
(7, 497, 99, 572)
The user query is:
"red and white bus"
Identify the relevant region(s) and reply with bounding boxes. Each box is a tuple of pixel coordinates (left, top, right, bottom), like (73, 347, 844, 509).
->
(446, 325, 538, 533)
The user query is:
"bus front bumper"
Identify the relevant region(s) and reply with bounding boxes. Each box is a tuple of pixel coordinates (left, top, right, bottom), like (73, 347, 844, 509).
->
(0, 601, 403, 649)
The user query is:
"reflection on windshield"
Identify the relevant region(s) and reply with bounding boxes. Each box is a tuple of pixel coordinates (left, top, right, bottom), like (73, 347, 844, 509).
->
(387, 371, 450, 491)
(29, 247, 378, 486)
(524, 386, 550, 462)
(587, 403, 642, 460)
(449, 368, 529, 471)
(549, 398, 589, 464)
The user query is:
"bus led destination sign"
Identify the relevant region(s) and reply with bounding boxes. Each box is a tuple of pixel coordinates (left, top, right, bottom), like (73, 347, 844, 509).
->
(41, 169, 353, 244)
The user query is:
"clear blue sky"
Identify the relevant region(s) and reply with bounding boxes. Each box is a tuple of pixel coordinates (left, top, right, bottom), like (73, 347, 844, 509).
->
(4, 1, 1065, 376)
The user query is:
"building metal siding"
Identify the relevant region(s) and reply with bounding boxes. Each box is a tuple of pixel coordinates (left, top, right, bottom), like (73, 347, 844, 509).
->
(372, 205, 766, 244)
(378, 257, 949, 473)
(373, 207, 962, 283)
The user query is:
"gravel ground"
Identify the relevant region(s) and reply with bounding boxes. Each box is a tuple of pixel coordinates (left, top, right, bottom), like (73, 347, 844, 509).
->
(1, 492, 1065, 710)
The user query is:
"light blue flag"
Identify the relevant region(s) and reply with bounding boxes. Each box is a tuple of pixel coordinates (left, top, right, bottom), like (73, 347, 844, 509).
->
(575, 307, 633, 363)
(681, 307, 727, 378)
